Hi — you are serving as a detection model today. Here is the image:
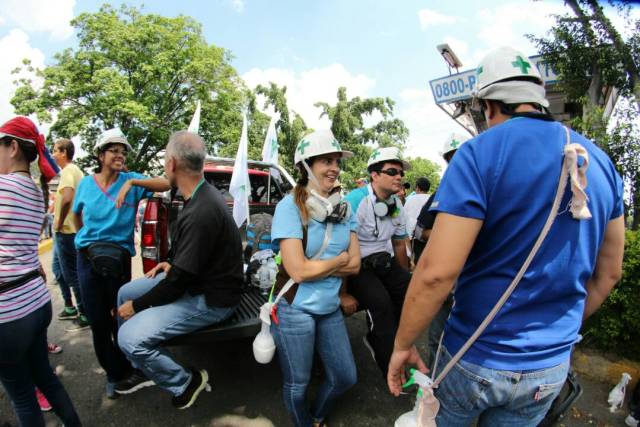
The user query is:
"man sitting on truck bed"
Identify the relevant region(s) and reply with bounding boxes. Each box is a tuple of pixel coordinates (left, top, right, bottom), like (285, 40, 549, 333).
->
(114, 131, 244, 409)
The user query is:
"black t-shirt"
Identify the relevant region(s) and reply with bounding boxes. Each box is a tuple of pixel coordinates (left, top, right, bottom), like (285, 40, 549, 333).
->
(133, 182, 244, 310)
(416, 193, 437, 232)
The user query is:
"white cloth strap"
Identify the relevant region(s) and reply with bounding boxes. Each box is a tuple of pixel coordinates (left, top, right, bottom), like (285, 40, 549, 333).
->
(431, 125, 590, 388)
(271, 222, 334, 307)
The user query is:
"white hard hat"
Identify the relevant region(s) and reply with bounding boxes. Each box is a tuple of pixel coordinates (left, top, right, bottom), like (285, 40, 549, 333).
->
(294, 130, 353, 165)
(367, 147, 411, 171)
(441, 133, 469, 159)
(95, 128, 133, 155)
(475, 47, 544, 93)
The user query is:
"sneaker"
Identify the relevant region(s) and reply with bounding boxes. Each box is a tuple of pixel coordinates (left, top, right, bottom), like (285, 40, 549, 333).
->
(47, 343, 63, 354)
(172, 368, 210, 410)
(363, 334, 376, 362)
(627, 413, 640, 427)
(58, 306, 78, 320)
(65, 315, 90, 332)
(35, 388, 51, 412)
(114, 370, 155, 395)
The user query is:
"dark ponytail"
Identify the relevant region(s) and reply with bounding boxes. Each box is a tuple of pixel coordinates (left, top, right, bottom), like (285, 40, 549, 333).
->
(294, 165, 310, 224)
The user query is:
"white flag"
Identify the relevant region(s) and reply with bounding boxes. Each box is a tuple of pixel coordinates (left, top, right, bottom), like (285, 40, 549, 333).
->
(261, 115, 279, 165)
(187, 101, 201, 133)
(229, 114, 251, 228)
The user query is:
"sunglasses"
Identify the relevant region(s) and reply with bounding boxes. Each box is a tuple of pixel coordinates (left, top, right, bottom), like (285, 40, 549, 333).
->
(105, 148, 128, 156)
(380, 168, 404, 177)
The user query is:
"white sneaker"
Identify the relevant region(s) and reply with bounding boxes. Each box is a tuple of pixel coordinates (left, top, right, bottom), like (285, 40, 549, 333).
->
(626, 413, 639, 427)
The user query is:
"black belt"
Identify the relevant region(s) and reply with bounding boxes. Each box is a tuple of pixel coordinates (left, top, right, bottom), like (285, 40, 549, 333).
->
(0, 269, 41, 294)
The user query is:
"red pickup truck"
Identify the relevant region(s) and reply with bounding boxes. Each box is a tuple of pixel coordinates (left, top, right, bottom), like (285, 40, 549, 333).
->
(139, 156, 295, 344)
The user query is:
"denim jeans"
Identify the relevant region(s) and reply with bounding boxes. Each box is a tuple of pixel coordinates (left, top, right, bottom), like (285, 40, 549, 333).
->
(54, 232, 84, 313)
(117, 274, 236, 396)
(433, 347, 569, 427)
(76, 249, 132, 383)
(0, 303, 81, 427)
(272, 301, 357, 427)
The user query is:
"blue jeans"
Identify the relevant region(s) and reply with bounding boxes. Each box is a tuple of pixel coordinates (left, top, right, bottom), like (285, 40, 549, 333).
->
(54, 232, 84, 313)
(433, 347, 569, 426)
(117, 274, 236, 396)
(0, 303, 81, 427)
(76, 249, 132, 383)
(272, 301, 357, 427)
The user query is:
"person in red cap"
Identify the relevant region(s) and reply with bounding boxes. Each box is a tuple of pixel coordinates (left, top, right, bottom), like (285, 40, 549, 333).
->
(0, 116, 81, 426)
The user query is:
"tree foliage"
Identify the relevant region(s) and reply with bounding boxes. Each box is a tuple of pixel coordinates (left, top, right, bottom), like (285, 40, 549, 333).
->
(404, 157, 441, 194)
(315, 87, 409, 185)
(530, 0, 640, 229)
(255, 82, 309, 175)
(582, 230, 640, 359)
(11, 5, 245, 173)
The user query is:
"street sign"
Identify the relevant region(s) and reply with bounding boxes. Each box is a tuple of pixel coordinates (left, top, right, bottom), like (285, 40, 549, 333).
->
(429, 54, 559, 105)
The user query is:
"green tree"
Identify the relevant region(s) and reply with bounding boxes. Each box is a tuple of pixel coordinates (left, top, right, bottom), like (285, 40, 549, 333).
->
(315, 87, 409, 185)
(255, 82, 309, 175)
(530, 0, 640, 228)
(404, 157, 441, 194)
(11, 4, 244, 173)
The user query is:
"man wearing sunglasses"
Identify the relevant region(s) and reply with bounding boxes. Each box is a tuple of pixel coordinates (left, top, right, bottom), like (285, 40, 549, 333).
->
(342, 147, 411, 379)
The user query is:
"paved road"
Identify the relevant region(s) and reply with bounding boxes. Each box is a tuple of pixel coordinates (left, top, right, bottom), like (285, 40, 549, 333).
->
(0, 247, 635, 426)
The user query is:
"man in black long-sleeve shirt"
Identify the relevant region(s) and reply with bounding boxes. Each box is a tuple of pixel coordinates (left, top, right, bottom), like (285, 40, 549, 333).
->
(114, 131, 243, 409)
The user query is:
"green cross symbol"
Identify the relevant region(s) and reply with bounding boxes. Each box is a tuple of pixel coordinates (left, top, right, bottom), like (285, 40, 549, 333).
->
(297, 140, 310, 154)
(270, 138, 279, 157)
(511, 56, 532, 74)
(450, 139, 460, 149)
(239, 184, 245, 193)
(331, 139, 341, 150)
(477, 66, 483, 75)
(370, 149, 381, 160)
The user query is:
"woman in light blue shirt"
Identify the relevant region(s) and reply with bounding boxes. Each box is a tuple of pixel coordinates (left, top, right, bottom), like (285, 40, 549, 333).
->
(72, 128, 170, 398)
(271, 130, 360, 427)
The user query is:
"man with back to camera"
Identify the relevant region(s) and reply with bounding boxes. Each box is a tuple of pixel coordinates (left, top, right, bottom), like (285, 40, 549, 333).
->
(51, 138, 89, 332)
(387, 47, 625, 426)
(115, 131, 244, 409)
(341, 147, 411, 378)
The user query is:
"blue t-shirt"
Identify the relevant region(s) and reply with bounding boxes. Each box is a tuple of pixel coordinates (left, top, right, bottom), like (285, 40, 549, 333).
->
(271, 194, 357, 315)
(73, 172, 152, 255)
(432, 117, 624, 370)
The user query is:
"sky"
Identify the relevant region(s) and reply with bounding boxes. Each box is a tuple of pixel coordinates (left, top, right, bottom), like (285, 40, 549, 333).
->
(0, 0, 637, 167)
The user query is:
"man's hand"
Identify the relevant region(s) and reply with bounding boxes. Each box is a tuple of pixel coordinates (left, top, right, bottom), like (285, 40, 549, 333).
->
(115, 180, 133, 208)
(54, 219, 62, 233)
(145, 261, 172, 278)
(339, 292, 359, 316)
(118, 300, 136, 320)
(387, 345, 428, 397)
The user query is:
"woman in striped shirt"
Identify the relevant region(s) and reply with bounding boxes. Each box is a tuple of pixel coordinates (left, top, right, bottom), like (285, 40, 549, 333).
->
(0, 116, 81, 426)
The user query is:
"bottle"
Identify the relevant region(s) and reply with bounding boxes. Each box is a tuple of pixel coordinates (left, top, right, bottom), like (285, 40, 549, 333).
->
(394, 369, 439, 427)
(258, 261, 270, 294)
(253, 304, 276, 364)
(266, 257, 277, 284)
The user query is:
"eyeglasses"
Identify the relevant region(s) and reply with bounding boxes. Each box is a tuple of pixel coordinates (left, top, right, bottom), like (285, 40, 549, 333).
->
(380, 168, 404, 177)
(105, 148, 128, 156)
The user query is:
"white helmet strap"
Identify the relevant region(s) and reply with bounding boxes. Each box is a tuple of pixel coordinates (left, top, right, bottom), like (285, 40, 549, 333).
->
(301, 159, 324, 191)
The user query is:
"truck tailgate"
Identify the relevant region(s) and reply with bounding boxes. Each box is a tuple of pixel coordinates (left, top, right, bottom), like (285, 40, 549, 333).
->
(164, 287, 268, 345)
